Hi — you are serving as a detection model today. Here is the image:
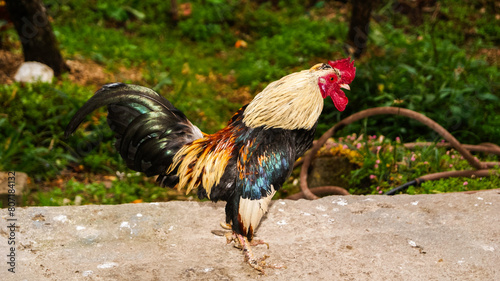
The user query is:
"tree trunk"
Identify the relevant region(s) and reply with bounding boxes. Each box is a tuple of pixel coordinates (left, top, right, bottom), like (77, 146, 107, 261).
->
(170, 0, 178, 24)
(346, 0, 375, 58)
(5, 0, 68, 76)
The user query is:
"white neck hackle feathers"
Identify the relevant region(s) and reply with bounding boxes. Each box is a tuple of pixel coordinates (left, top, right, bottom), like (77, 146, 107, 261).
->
(242, 64, 332, 130)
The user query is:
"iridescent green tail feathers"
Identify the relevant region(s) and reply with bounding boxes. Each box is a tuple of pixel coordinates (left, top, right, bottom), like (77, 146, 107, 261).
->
(64, 83, 203, 180)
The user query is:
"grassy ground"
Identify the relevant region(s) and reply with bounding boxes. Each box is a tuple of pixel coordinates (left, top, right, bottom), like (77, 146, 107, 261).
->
(0, 0, 498, 206)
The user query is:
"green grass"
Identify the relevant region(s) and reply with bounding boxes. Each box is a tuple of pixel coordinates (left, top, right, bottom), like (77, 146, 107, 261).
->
(26, 173, 178, 206)
(408, 175, 500, 195)
(0, 0, 498, 206)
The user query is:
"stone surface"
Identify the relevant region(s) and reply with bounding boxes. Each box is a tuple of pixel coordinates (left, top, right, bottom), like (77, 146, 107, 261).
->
(1, 190, 499, 280)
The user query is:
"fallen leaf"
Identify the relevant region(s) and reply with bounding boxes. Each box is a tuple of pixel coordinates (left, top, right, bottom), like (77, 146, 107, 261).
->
(235, 40, 248, 48)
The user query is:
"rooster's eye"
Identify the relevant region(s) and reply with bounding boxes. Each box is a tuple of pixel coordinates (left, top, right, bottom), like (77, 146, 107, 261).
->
(330, 77, 335, 81)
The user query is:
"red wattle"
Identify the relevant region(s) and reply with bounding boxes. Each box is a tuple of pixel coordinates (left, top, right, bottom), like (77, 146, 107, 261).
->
(332, 90, 348, 112)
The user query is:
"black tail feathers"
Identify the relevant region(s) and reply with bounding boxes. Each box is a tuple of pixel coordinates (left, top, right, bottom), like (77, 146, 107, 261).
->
(65, 83, 203, 180)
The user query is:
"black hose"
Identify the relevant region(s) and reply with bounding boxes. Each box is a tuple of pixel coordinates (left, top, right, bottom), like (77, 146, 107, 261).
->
(384, 179, 422, 195)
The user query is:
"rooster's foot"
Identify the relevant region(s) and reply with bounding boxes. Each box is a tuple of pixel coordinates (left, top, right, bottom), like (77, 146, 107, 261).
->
(249, 238, 269, 249)
(220, 221, 232, 230)
(234, 233, 285, 273)
(210, 222, 233, 238)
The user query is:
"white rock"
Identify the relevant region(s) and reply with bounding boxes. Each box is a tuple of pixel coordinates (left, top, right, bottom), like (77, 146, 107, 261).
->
(14, 61, 54, 83)
(74, 195, 83, 206)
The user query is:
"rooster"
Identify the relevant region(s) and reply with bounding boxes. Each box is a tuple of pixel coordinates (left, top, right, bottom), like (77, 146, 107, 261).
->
(65, 58, 356, 271)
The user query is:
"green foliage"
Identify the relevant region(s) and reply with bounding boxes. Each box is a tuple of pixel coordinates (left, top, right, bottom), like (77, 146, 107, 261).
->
(31, 174, 171, 206)
(0, 82, 128, 180)
(298, 134, 499, 195)
(235, 17, 347, 88)
(320, 0, 499, 143)
(279, 133, 499, 198)
(407, 172, 500, 195)
(0, 84, 85, 180)
(178, 1, 237, 41)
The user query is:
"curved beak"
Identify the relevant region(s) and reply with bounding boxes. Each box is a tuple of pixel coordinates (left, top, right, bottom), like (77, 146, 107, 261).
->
(340, 84, 350, 91)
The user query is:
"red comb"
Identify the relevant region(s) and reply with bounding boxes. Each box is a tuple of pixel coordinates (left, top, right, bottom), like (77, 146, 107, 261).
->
(328, 58, 356, 85)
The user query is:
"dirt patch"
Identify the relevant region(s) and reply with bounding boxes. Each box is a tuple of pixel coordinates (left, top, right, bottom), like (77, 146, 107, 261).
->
(113, 65, 144, 83)
(65, 59, 112, 86)
(0, 50, 23, 84)
(477, 48, 499, 66)
(195, 71, 254, 105)
(66, 60, 144, 86)
(0, 50, 143, 86)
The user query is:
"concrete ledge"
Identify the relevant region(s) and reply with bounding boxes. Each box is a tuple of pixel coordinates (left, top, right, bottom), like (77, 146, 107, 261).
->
(1, 190, 499, 280)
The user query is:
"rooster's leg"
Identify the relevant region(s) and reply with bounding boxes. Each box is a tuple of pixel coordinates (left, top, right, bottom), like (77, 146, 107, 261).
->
(216, 229, 283, 272)
(235, 233, 265, 272)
